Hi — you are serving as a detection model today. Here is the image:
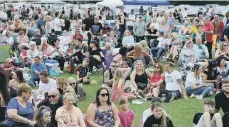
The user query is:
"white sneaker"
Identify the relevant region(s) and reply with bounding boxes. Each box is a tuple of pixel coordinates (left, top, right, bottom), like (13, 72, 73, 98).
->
(208, 91, 213, 96)
(132, 100, 143, 104)
(190, 94, 196, 98)
(196, 95, 203, 100)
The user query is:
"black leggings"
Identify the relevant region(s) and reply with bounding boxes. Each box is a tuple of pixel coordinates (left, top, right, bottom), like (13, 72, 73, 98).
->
(53, 57, 65, 71)
(89, 56, 103, 72)
(206, 42, 213, 59)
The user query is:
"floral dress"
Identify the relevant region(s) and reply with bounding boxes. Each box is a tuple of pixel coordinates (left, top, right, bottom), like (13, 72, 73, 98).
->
(94, 104, 115, 127)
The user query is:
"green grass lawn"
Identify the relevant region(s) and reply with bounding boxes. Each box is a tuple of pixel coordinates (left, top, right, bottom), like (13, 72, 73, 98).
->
(59, 71, 207, 127)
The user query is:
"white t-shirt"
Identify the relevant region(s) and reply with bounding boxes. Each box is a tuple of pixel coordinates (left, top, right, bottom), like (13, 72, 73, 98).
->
(165, 70, 182, 91)
(49, 46, 64, 58)
(53, 18, 62, 32)
(127, 14, 136, 26)
(122, 36, 135, 47)
(185, 72, 203, 88)
(59, 35, 72, 46)
(39, 78, 57, 94)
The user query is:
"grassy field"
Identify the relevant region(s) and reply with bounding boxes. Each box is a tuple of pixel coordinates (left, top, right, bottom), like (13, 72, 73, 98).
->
(60, 71, 208, 127)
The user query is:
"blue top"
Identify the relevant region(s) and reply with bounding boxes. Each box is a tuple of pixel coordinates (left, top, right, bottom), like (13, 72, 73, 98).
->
(31, 63, 47, 79)
(37, 18, 45, 35)
(193, 44, 209, 60)
(5, 98, 34, 127)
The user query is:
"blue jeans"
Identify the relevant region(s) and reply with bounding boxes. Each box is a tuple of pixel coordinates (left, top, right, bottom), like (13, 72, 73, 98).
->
(186, 86, 211, 97)
(151, 47, 165, 60)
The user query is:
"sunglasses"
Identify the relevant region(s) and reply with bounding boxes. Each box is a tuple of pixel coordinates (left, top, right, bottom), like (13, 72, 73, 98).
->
(69, 83, 76, 85)
(100, 93, 109, 97)
(155, 66, 160, 68)
(224, 45, 228, 46)
(48, 95, 57, 98)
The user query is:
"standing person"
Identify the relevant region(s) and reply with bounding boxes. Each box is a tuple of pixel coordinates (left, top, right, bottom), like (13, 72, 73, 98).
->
(215, 79, 229, 113)
(127, 9, 136, 32)
(220, 24, 229, 43)
(91, 16, 103, 36)
(36, 12, 45, 35)
(212, 15, 224, 40)
(164, 62, 188, 101)
(118, 96, 135, 127)
(118, 13, 126, 37)
(53, 12, 62, 35)
(203, 16, 214, 58)
(87, 87, 120, 127)
(0, 67, 11, 126)
(143, 102, 174, 127)
(5, 84, 36, 127)
(133, 15, 146, 43)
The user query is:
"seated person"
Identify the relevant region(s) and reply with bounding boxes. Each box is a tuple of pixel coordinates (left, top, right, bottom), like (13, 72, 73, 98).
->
(113, 47, 129, 68)
(27, 41, 41, 61)
(101, 22, 111, 35)
(108, 30, 118, 47)
(67, 77, 85, 101)
(38, 70, 57, 95)
(186, 64, 211, 100)
(193, 99, 222, 127)
(48, 29, 58, 47)
(145, 24, 159, 44)
(130, 60, 151, 98)
(55, 93, 86, 127)
(151, 32, 170, 61)
(1, 58, 17, 78)
(34, 106, 53, 127)
(17, 30, 29, 51)
(99, 34, 110, 48)
(28, 56, 47, 87)
(122, 30, 135, 50)
(37, 89, 63, 127)
(31, 29, 42, 46)
(72, 29, 83, 41)
(193, 36, 209, 61)
(215, 42, 229, 61)
(217, 57, 229, 80)
(59, 30, 72, 53)
(77, 58, 91, 84)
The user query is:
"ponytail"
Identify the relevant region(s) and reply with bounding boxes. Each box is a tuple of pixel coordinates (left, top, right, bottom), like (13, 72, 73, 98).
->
(161, 111, 167, 127)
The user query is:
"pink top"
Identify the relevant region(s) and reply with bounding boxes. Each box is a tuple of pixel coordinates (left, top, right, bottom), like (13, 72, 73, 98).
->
(118, 110, 135, 127)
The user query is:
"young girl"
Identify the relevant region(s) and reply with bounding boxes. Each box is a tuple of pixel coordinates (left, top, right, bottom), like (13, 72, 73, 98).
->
(143, 102, 174, 127)
(118, 96, 135, 127)
(34, 106, 53, 127)
(111, 68, 136, 102)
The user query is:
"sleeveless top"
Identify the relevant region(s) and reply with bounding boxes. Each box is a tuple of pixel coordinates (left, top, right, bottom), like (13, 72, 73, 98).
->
(135, 72, 148, 90)
(94, 104, 115, 126)
(0, 90, 6, 122)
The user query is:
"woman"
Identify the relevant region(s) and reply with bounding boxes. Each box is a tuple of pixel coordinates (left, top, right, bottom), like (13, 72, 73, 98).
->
(70, 19, 82, 36)
(146, 63, 165, 97)
(87, 87, 120, 127)
(88, 40, 105, 72)
(217, 57, 229, 80)
(192, 24, 206, 44)
(55, 93, 86, 127)
(130, 60, 151, 98)
(143, 102, 173, 127)
(17, 30, 29, 50)
(31, 29, 42, 46)
(45, 15, 53, 36)
(118, 12, 126, 37)
(108, 30, 118, 47)
(67, 77, 85, 101)
(9, 70, 25, 87)
(189, 18, 200, 35)
(113, 47, 129, 68)
(215, 42, 229, 61)
(6, 31, 14, 46)
(186, 64, 212, 100)
(122, 30, 135, 50)
(27, 41, 41, 60)
(178, 22, 189, 35)
(0, 67, 11, 126)
(5, 83, 36, 127)
(111, 68, 136, 102)
(39, 37, 53, 56)
(127, 45, 153, 67)
(11, 15, 27, 34)
(56, 77, 78, 104)
(158, 19, 170, 36)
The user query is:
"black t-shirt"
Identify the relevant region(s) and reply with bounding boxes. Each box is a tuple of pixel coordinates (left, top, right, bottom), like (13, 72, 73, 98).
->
(6, 9, 11, 19)
(220, 25, 229, 41)
(215, 91, 229, 113)
(102, 27, 111, 35)
(83, 17, 94, 31)
(147, 29, 158, 40)
(193, 113, 214, 124)
(91, 22, 102, 35)
(89, 48, 101, 56)
(37, 96, 63, 127)
(78, 65, 90, 78)
(203, 69, 219, 80)
(143, 115, 174, 127)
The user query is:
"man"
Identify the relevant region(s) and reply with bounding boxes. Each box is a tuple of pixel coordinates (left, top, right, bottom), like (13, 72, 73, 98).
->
(133, 15, 146, 42)
(165, 62, 188, 101)
(53, 12, 62, 35)
(36, 12, 45, 35)
(101, 22, 111, 35)
(127, 9, 136, 32)
(29, 56, 47, 87)
(220, 24, 229, 43)
(193, 36, 209, 61)
(103, 60, 118, 92)
(146, 11, 153, 25)
(39, 70, 57, 94)
(37, 89, 63, 127)
(1, 58, 17, 78)
(203, 16, 214, 58)
(48, 29, 57, 47)
(91, 16, 103, 36)
(215, 79, 229, 113)
(0, 7, 7, 23)
(143, 10, 148, 23)
(83, 13, 93, 32)
(212, 15, 224, 40)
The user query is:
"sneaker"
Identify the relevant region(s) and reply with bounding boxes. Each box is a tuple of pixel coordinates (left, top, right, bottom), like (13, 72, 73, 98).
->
(196, 95, 203, 100)
(190, 94, 196, 98)
(136, 95, 142, 99)
(139, 91, 145, 98)
(132, 100, 143, 104)
(208, 91, 213, 96)
(169, 95, 175, 102)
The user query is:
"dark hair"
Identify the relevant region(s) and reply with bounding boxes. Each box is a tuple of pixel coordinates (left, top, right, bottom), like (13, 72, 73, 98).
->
(96, 87, 111, 106)
(39, 70, 49, 77)
(222, 79, 229, 84)
(15, 70, 25, 83)
(217, 57, 227, 67)
(51, 29, 55, 33)
(54, 39, 60, 43)
(119, 47, 128, 57)
(55, 12, 59, 17)
(198, 11, 203, 17)
(77, 38, 82, 43)
(17, 83, 32, 96)
(0, 67, 10, 105)
(204, 99, 215, 106)
(151, 97, 163, 104)
(34, 56, 40, 59)
(35, 106, 52, 125)
(91, 40, 100, 50)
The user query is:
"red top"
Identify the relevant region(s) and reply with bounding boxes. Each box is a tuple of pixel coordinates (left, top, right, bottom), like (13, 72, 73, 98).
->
(212, 20, 224, 39)
(150, 73, 164, 83)
(73, 35, 83, 41)
(204, 22, 214, 42)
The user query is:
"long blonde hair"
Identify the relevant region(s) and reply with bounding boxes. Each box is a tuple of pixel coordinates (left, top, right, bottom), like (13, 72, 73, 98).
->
(134, 60, 144, 72)
(139, 40, 150, 51)
(151, 102, 167, 127)
(113, 69, 123, 87)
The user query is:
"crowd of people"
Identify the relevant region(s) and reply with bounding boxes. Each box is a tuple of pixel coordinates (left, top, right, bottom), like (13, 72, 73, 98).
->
(1, 3, 229, 127)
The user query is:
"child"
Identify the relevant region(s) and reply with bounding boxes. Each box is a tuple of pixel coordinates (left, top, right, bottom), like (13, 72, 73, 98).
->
(193, 99, 223, 127)
(118, 96, 135, 127)
(104, 43, 112, 70)
(143, 102, 173, 127)
(77, 58, 91, 84)
(34, 106, 53, 127)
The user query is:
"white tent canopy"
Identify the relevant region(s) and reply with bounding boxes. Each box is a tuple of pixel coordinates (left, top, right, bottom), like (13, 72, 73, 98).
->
(96, 0, 123, 7)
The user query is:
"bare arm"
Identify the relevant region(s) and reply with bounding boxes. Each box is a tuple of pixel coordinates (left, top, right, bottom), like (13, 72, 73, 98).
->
(55, 108, 66, 126)
(111, 103, 121, 127)
(130, 71, 138, 90)
(177, 79, 188, 100)
(87, 104, 101, 127)
(224, 35, 229, 43)
(7, 109, 31, 124)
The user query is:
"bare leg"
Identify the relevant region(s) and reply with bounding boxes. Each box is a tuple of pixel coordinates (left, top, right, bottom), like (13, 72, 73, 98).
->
(203, 112, 211, 127)
(213, 113, 223, 127)
(153, 88, 159, 97)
